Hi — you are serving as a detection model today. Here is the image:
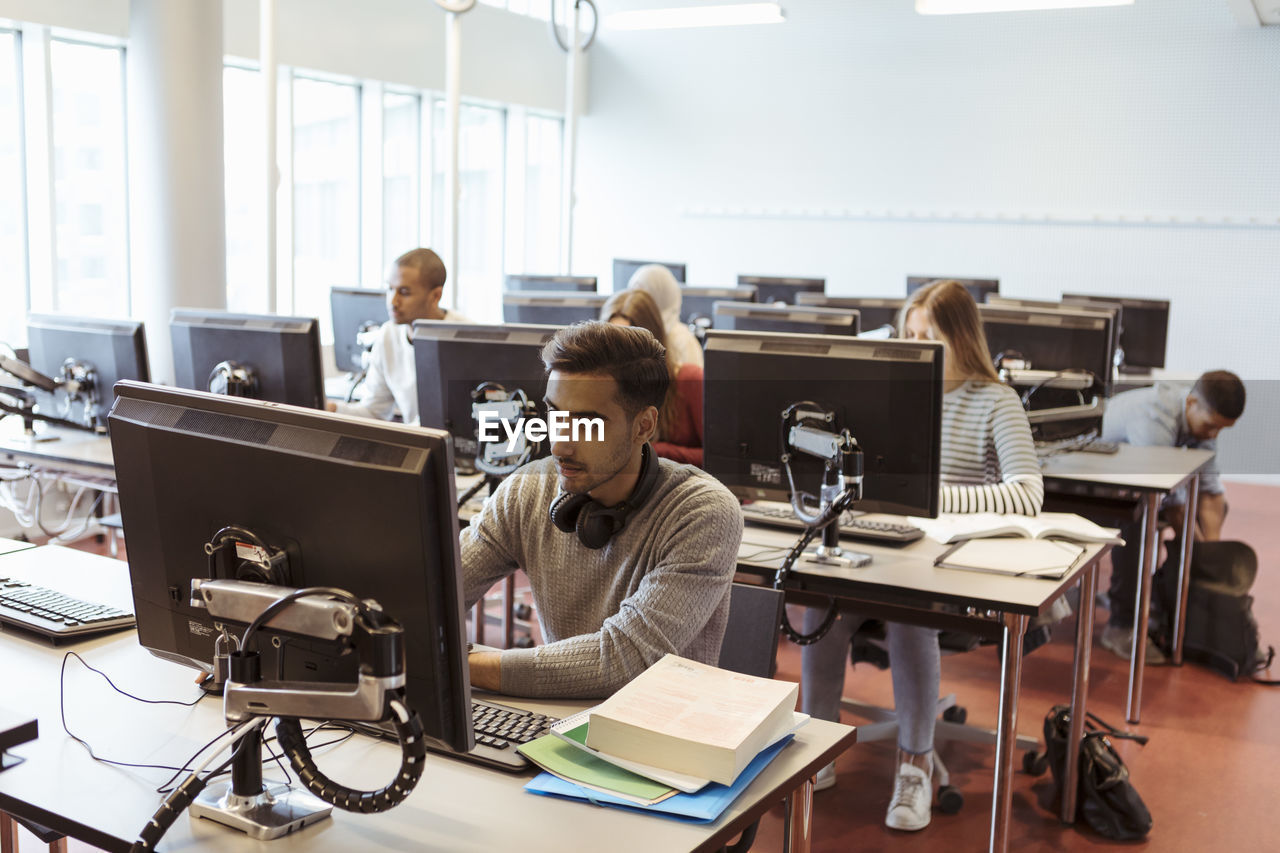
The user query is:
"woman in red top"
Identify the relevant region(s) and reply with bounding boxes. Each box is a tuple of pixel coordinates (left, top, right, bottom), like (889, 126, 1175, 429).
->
(600, 289, 704, 466)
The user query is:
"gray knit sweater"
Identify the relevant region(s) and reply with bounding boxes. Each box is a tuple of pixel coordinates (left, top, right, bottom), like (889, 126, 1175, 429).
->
(461, 454, 744, 699)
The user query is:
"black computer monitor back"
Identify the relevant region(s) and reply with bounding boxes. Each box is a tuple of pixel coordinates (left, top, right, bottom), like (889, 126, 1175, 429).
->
(612, 259, 687, 292)
(1062, 293, 1169, 371)
(330, 287, 390, 373)
(504, 274, 597, 293)
(679, 286, 757, 326)
(713, 302, 859, 337)
(170, 309, 325, 409)
(736, 276, 825, 305)
(26, 314, 149, 430)
(703, 330, 943, 517)
(795, 295, 904, 334)
(907, 276, 1000, 303)
(501, 292, 607, 326)
(978, 303, 1116, 399)
(413, 321, 559, 465)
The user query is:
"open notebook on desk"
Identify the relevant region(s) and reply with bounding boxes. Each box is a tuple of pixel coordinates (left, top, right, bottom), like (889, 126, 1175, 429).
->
(934, 538, 1087, 579)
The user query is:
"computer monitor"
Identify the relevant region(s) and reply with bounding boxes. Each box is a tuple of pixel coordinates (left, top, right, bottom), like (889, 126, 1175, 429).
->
(977, 303, 1117, 401)
(736, 276, 826, 305)
(907, 276, 1000, 303)
(329, 287, 390, 374)
(703, 330, 943, 517)
(170, 309, 325, 409)
(612, 258, 687, 293)
(1062, 293, 1169, 372)
(25, 314, 150, 430)
(504, 274, 598, 293)
(108, 380, 472, 754)
(501, 292, 607, 326)
(794, 295, 905, 335)
(712, 302, 860, 337)
(679, 286, 758, 327)
(413, 320, 559, 466)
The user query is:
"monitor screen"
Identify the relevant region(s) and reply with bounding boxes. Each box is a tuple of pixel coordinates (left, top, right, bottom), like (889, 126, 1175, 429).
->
(25, 314, 150, 430)
(330, 287, 390, 374)
(1062, 293, 1169, 371)
(703, 330, 943, 517)
(413, 320, 559, 466)
(794, 295, 904, 335)
(907, 277, 1000, 303)
(170, 309, 325, 409)
(978, 303, 1116, 400)
(108, 381, 472, 753)
(736, 276, 826, 305)
(501, 292, 607, 326)
(712, 302, 860, 337)
(504, 274, 598, 293)
(679, 286, 757, 327)
(612, 259, 687, 292)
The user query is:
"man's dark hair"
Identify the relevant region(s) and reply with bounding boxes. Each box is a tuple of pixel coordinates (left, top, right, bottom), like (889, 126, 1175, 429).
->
(541, 322, 670, 418)
(395, 248, 447, 290)
(1193, 370, 1246, 420)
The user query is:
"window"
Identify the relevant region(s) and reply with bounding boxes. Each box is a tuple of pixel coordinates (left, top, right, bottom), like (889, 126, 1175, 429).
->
(0, 31, 25, 348)
(223, 65, 267, 314)
(432, 101, 505, 322)
(49, 39, 128, 318)
(292, 76, 360, 340)
(382, 91, 420, 273)
(523, 114, 563, 275)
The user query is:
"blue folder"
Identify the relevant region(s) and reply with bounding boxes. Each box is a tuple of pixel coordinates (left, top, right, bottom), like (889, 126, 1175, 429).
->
(523, 734, 794, 823)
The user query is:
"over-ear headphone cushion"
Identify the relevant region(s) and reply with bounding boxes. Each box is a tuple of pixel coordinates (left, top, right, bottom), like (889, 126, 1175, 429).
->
(549, 491, 591, 534)
(574, 503, 619, 550)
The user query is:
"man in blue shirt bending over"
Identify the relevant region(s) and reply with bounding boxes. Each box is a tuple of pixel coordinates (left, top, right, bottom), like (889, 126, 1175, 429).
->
(1098, 370, 1245, 662)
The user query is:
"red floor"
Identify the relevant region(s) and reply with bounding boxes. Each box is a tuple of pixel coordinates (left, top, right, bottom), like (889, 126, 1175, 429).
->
(21, 483, 1279, 852)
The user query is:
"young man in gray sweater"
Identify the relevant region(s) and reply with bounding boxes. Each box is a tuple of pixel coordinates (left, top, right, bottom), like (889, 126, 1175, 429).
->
(462, 322, 744, 698)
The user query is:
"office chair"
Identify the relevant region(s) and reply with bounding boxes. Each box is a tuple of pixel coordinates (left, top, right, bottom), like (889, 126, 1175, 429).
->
(715, 582, 786, 853)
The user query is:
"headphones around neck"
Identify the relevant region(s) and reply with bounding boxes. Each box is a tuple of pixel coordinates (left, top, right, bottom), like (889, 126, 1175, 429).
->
(548, 443, 661, 549)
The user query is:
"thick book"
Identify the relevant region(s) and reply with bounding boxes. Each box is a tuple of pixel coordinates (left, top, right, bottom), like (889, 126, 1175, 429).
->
(909, 511, 1122, 546)
(585, 654, 799, 787)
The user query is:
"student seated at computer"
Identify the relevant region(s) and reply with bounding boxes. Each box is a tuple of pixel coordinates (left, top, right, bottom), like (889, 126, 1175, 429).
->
(627, 263, 705, 369)
(327, 247, 471, 424)
(801, 279, 1043, 831)
(461, 322, 742, 698)
(601, 290, 704, 467)
(1096, 369, 1245, 663)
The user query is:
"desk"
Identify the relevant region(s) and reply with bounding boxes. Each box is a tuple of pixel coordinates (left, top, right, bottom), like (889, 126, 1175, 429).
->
(0, 546, 854, 853)
(1040, 444, 1213, 722)
(737, 525, 1106, 853)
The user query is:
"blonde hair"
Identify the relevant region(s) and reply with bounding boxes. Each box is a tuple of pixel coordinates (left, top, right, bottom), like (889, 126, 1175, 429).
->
(899, 280, 1000, 383)
(600, 289, 679, 439)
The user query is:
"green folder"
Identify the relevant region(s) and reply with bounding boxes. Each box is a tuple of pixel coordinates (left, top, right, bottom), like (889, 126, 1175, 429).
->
(518, 732, 677, 802)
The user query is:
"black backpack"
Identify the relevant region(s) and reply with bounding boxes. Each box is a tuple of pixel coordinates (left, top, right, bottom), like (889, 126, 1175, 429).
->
(1154, 540, 1276, 683)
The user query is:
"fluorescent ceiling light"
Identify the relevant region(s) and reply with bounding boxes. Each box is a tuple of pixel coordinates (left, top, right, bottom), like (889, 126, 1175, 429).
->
(917, 0, 1133, 14)
(605, 3, 786, 30)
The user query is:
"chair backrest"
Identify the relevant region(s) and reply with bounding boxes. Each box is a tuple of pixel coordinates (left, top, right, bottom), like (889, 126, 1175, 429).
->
(717, 583, 784, 679)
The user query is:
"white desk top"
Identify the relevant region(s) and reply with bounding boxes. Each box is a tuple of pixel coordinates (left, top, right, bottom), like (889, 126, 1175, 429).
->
(0, 546, 854, 853)
(738, 524, 1105, 619)
(1040, 443, 1213, 493)
(0, 419, 115, 476)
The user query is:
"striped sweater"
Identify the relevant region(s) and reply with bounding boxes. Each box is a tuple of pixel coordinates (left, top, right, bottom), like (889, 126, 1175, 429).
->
(939, 381, 1044, 516)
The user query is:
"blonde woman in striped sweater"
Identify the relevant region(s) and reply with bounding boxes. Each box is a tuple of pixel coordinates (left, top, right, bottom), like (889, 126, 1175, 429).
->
(801, 279, 1042, 831)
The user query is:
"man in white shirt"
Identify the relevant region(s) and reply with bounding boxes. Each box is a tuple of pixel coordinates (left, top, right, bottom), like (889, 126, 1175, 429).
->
(329, 248, 471, 424)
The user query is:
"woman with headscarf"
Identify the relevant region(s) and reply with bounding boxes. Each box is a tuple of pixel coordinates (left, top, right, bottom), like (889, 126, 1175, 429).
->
(626, 264, 704, 369)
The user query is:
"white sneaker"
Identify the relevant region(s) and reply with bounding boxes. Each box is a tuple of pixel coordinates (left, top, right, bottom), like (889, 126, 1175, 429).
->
(813, 761, 836, 791)
(885, 762, 931, 831)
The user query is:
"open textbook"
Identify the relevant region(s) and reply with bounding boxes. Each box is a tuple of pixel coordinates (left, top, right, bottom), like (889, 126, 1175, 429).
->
(909, 511, 1122, 546)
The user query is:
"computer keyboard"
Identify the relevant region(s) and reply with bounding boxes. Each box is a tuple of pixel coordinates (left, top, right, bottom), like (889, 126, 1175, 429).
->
(1035, 435, 1121, 458)
(0, 577, 135, 642)
(740, 503, 924, 544)
(421, 698, 557, 772)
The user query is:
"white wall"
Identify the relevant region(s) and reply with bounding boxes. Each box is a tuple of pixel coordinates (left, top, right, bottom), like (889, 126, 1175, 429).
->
(574, 0, 1280, 482)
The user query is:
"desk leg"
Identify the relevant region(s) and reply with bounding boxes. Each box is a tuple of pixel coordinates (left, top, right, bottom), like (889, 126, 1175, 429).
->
(990, 612, 1028, 853)
(1126, 492, 1160, 724)
(1, 811, 18, 853)
(1062, 559, 1098, 823)
(1171, 475, 1200, 666)
(783, 777, 813, 853)
(503, 575, 516, 648)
